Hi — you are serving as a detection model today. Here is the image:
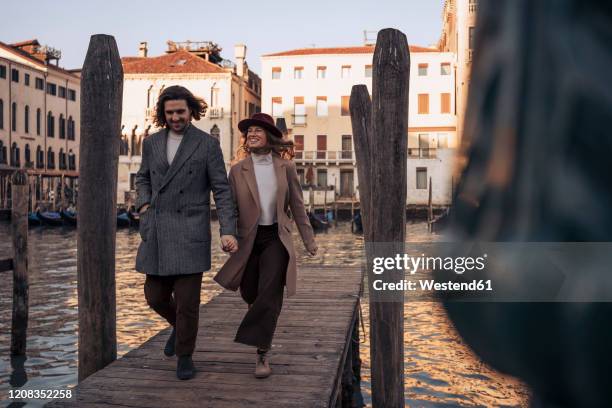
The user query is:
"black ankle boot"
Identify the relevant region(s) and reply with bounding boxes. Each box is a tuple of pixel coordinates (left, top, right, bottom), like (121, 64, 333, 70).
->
(177, 355, 195, 380)
(164, 327, 176, 357)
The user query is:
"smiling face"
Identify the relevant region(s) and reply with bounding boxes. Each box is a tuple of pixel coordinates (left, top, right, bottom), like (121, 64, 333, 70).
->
(246, 126, 268, 150)
(164, 99, 191, 133)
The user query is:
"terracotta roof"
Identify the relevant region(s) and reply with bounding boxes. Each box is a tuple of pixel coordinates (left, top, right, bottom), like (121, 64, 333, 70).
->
(0, 41, 79, 78)
(263, 45, 438, 57)
(10, 39, 40, 47)
(122, 50, 228, 74)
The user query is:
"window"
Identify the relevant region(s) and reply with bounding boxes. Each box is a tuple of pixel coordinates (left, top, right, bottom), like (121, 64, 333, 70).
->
(441, 93, 451, 113)
(341, 65, 351, 78)
(47, 82, 57, 96)
(59, 149, 66, 170)
(317, 169, 328, 187)
(25, 144, 31, 165)
(294, 67, 303, 79)
(36, 146, 44, 168)
(316, 96, 328, 117)
(25, 73, 30, 86)
(11, 68, 19, 83)
(47, 147, 55, 169)
(296, 168, 305, 184)
(418, 64, 428, 76)
(342, 135, 352, 159)
(416, 168, 427, 189)
(341, 96, 350, 116)
(438, 133, 449, 148)
(293, 96, 306, 125)
(35, 77, 44, 90)
(317, 135, 326, 159)
(294, 135, 304, 159)
(210, 87, 219, 106)
(441, 63, 451, 75)
(418, 94, 429, 114)
(36, 108, 41, 135)
(11, 143, 20, 167)
(317, 66, 326, 79)
(419, 134, 431, 158)
(271, 67, 281, 79)
(68, 89, 76, 101)
(59, 114, 66, 139)
(68, 151, 76, 170)
(24, 105, 29, 134)
(0, 99, 3, 129)
(68, 116, 75, 140)
(47, 111, 55, 137)
(469, 27, 475, 49)
(0, 65, 6, 79)
(271, 97, 283, 118)
(59, 86, 67, 99)
(0, 141, 6, 164)
(12, 102, 17, 132)
(365, 65, 372, 78)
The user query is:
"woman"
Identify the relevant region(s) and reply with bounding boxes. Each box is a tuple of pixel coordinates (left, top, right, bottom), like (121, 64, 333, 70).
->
(214, 113, 317, 378)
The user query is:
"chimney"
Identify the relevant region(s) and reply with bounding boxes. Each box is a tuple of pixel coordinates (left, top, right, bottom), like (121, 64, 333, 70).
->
(138, 42, 148, 58)
(234, 44, 247, 77)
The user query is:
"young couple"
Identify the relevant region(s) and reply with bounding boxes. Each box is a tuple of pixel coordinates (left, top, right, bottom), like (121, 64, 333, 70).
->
(134, 86, 317, 380)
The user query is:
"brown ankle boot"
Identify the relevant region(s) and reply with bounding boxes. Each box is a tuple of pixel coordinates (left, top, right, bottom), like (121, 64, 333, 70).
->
(254, 349, 271, 378)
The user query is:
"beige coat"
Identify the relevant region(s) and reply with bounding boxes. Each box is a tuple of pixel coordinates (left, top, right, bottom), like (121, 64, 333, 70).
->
(214, 155, 316, 297)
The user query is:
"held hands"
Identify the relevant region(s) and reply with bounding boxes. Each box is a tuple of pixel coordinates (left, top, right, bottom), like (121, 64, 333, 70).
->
(307, 244, 318, 256)
(221, 235, 239, 253)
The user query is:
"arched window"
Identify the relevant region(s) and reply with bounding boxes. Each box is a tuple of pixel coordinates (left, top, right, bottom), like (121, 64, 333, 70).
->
(47, 147, 55, 169)
(210, 124, 220, 141)
(25, 105, 29, 134)
(0, 99, 4, 130)
(12, 102, 17, 132)
(0, 140, 6, 164)
(59, 114, 66, 139)
(68, 149, 76, 170)
(59, 148, 66, 170)
(36, 108, 41, 135)
(11, 142, 20, 167)
(24, 144, 31, 165)
(47, 111, 55, 137)
(68, 116, 75, 140)
(36, 145, 44, 168)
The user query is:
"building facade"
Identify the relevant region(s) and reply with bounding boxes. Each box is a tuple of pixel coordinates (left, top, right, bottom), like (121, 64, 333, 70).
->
(261, 46, 457, 206)
(118, 41, 261, 205)
(439, 0, 479, 144)
(0, 39, 80, 209)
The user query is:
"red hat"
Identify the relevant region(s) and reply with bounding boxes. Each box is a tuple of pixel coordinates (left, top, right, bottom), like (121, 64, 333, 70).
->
(238, 113, 283, 139)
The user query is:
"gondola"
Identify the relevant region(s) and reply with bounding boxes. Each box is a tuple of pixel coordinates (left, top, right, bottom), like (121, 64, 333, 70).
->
(117, 212, 130, 228)
(308, 211, 329, 232)
(127, 211, 140, 227)
(37, 211, 64, 226)
(60, 210, 78, 227)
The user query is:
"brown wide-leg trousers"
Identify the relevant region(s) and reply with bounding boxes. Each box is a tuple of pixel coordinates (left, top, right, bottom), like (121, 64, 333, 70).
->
(235, 224, 289, 349)
(144, 272, 203, 356)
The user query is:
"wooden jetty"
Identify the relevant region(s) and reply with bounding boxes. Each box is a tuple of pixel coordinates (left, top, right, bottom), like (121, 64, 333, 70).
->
(47, 265, 363, 408)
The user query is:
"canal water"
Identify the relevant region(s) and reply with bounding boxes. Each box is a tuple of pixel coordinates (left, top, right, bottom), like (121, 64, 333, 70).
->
(0, 221, 529, 407)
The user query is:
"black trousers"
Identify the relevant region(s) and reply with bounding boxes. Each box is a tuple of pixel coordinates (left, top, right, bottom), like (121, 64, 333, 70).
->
(235, 224, 289, 349)
(144, 272, 203, 356)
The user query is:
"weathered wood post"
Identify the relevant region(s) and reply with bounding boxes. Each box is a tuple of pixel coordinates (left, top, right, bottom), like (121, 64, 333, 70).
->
(10, 169, 29, 356)
(427, 177, 433, 232)
(77, 34, 123, 381)
(351, 28, 409, 407)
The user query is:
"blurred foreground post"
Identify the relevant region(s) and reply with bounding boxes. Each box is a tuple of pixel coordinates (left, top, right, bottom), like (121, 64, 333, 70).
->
(10, 169, 28, 356)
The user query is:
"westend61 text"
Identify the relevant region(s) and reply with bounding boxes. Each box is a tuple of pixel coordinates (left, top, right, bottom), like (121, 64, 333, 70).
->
(372, 279, 493, 292)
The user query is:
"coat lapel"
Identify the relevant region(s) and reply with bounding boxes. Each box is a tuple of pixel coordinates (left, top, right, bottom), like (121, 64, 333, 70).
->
(159, 124, 202, 190)
(273, 155, 288, 214)
(241, 156, 261, 211)
(150, 130, 169, 175)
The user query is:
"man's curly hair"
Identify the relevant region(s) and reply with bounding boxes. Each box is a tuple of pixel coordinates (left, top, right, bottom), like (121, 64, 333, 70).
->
(153, 85, 208, 128)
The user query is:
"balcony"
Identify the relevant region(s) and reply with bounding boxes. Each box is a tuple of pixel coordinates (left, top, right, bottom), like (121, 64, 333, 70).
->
(408, 148, 437, 159)
(291, 114, 307, 126)
(208, 107, 224, 119)
(294, 150, 355, 162)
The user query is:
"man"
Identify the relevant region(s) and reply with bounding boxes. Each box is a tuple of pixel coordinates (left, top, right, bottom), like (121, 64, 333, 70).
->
(135, 85, 238, 380)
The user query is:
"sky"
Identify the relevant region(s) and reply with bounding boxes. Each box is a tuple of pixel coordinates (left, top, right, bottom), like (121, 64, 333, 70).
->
(1, 0, 445, 74)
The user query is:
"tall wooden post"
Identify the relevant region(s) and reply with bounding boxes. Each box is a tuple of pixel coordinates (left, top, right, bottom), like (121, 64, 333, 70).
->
(351, 28, 409, 407)
(77, 34, 123, 381)
(11, 170, 29, 356)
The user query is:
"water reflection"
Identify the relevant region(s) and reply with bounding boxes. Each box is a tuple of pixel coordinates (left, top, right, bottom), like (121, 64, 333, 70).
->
(0, 221, 528, 407)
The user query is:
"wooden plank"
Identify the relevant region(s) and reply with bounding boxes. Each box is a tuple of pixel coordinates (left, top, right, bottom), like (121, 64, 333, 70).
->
(46, 266, 362, 407)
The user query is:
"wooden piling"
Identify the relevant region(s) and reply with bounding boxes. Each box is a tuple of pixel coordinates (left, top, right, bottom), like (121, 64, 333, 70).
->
(11, 169, 29, 356)
(428, 177, 433, 232)
(351, 28, 410, 407)
(77, 34, 123, 381)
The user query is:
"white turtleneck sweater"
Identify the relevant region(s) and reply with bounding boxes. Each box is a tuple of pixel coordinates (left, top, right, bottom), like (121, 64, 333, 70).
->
(252, 152, 278, 225)
(166, 130, 183, 165)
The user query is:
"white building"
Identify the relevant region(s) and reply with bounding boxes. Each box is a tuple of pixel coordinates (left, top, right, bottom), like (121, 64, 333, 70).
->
(261, 45, 458, 206)
(0, 39, 80, 209)
(118, 41, 261, 205)
(439, 0, 479, 144)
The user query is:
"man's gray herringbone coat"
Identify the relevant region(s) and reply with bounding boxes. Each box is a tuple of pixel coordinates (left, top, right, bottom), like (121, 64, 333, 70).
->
(134, 124, 236, 276)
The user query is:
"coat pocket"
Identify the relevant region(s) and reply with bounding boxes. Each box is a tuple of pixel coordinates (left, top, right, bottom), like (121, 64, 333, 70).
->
(185, 204, 211, 242)
(138, 210, 151, 241)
